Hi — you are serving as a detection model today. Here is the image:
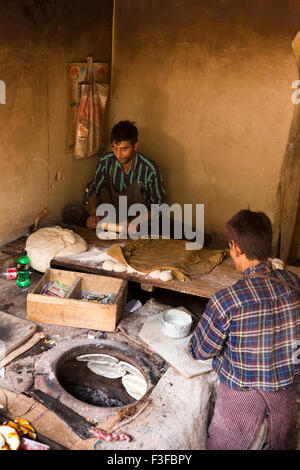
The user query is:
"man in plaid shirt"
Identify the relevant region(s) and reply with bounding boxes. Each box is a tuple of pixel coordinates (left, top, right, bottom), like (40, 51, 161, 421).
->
(188, 210, 300, 450)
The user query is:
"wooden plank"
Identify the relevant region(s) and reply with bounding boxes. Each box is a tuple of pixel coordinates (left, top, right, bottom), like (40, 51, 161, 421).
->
(0, 311, 37, 357)
(65, 277, 83, 299)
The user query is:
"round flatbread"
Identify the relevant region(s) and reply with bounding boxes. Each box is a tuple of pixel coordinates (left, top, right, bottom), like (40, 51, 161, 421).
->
(119, 361, 144, 377)
(122, 373, 147, 400)
(87, 361, 126, 379)
(76, 354, 119, 364)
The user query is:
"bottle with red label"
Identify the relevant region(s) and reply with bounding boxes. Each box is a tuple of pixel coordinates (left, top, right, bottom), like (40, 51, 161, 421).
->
(0, 267, 18, 279)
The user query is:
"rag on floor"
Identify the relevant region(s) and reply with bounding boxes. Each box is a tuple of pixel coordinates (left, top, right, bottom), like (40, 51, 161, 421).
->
(107, 238, 227, 281)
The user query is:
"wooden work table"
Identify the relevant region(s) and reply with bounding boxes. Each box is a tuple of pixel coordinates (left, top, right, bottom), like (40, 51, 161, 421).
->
(50, 226, 300, 299)
(2, 225, 300, 299)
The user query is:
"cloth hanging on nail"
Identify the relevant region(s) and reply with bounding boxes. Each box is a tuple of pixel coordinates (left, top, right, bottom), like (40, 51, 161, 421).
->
(73, 56, 109, 159)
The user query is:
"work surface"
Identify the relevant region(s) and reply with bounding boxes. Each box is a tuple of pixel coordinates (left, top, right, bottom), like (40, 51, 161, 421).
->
(2, 225, 300, 298)
(52, 227, 300, 298)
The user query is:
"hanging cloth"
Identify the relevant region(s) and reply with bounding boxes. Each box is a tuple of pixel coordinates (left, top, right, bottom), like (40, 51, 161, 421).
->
(73, 56, 109, 159)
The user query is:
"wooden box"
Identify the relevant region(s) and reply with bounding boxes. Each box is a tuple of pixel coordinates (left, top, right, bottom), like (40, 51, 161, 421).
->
(27, 268, 128, 332)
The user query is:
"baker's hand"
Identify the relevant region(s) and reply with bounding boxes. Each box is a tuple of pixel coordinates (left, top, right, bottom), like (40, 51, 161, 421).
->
(86, 215, 100, 229)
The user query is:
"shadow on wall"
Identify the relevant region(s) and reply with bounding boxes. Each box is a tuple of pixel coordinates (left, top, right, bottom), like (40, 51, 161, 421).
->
(111, 79, 216, 240)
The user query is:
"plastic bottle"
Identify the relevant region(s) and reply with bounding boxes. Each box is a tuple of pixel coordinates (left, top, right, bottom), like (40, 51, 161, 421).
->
(16, 250, 31, 288)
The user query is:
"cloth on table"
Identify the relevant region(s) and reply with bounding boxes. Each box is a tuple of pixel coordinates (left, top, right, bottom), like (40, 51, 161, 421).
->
(107, 238, 227, 281)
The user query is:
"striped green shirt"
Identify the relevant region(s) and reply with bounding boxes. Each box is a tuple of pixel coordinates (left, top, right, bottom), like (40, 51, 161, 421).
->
(88, 151, 167, 205)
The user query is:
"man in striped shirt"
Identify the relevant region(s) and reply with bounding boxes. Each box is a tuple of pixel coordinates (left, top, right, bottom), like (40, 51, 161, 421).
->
(188, 210, 300, 449)
(86, 120, 167, 231)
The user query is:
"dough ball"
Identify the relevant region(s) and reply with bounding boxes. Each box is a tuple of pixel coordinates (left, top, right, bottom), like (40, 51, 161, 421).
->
(113, 261, 127, 272)
(126, 265, 145, 276)
(269, 258, 285, 270)
(26, 226, 87, 273)
(126, 265, 136, 274)
(102, 260, 116, 271)
(159, 270, 173, 282)
(148, 270, 162, 279)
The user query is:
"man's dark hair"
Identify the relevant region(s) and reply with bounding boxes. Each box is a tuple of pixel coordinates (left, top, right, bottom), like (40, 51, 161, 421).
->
(110, 121, 138, 146)
(226, 209, 272, 261)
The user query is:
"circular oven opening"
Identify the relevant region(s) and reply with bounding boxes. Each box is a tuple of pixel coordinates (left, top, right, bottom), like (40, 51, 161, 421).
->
(55, 345, 148, 408)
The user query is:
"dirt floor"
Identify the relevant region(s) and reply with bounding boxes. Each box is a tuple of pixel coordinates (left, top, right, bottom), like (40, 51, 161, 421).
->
(0, 267, 299, 450)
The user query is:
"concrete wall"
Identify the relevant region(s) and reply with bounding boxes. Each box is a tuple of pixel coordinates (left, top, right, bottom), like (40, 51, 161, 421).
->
(0, 0, 113, 245)
(110, 0, 300, 242)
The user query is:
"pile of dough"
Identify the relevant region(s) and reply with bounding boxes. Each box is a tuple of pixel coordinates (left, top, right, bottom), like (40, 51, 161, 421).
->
(26, 226, 87, 273)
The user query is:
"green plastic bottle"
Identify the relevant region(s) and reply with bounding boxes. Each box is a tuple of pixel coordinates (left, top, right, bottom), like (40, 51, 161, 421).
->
(16, 249, 31, 288)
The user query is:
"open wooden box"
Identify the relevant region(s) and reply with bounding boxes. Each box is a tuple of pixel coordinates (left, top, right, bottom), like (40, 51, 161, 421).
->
(27, 268, 128, 332)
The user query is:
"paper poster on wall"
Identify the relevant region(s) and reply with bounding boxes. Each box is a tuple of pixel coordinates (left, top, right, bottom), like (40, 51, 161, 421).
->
(66, 62, 108, 153)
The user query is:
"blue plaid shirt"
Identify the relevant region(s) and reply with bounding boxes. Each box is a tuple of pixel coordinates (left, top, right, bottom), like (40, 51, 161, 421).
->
(188, 261, 300, 391)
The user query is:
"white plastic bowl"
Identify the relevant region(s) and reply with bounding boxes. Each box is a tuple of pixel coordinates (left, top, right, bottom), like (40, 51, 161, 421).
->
(160, 309, 193, 339)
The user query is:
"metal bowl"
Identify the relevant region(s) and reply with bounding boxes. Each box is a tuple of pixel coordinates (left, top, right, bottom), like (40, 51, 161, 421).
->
(160, 309, 193, 339)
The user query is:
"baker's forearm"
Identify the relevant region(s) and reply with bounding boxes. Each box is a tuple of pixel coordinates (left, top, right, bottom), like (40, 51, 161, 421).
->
(88, 196, 99, 216)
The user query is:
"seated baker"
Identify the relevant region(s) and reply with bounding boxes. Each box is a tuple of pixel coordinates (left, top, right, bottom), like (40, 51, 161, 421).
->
(86, 120, 167, 235)
(188, 209, 300, 450)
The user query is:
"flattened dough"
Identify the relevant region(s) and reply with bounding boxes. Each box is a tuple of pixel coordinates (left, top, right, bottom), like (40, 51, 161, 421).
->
(122, 373, 147, 400)
(119, 361, 144, 377)
(76, 354, 119, 364)
(26, 226, 87, 273)
(87, 361, 126, 379)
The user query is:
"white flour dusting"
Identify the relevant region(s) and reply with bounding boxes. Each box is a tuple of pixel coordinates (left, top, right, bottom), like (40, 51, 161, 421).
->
(66, 247, 116, 265)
